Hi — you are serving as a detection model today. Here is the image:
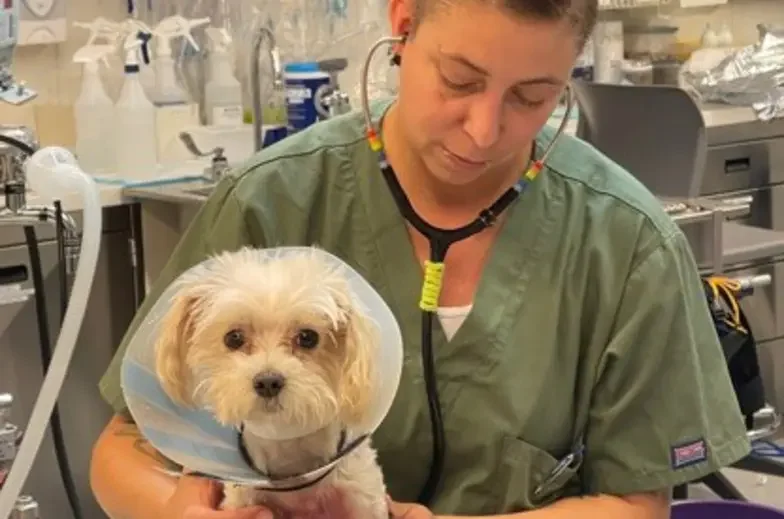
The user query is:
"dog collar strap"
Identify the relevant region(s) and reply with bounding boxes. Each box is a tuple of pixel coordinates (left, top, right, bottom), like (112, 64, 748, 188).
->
(237, 426, 370, 492)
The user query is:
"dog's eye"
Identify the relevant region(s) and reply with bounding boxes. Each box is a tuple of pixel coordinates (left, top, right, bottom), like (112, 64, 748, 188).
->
(295, 328, 320, 349)
(224, 329, 245, 350)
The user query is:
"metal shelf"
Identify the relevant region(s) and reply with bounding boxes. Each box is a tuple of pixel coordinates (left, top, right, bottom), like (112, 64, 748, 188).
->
(663, 195, 753, 275)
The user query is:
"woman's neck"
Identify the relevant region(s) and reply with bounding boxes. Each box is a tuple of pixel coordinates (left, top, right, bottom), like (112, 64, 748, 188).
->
(381, 102, 532, 228)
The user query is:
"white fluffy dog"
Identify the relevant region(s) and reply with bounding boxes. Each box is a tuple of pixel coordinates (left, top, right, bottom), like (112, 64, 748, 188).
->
(153, 247, 389, 518)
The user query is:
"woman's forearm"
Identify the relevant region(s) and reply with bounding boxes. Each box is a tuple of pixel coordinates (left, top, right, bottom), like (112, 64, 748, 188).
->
(439, 492, 670, 519)
(519, 493, 669, 519)
(89, 414, 179, 519)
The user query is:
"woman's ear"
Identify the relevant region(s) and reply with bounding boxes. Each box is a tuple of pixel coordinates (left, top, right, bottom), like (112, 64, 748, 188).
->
(388, 0, 414, 55)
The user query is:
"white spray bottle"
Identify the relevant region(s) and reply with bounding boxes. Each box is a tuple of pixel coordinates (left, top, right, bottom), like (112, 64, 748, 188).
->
(72, 18, 122, 175)
(152, 15, 210, 104)
(121, 18, 156, 98)
(73, 17, 124, 95)
(204, 27, 243, 126)
(114, 30, 159, 180)
(150, 15, 210, 161)
(72, 44, 117, 175)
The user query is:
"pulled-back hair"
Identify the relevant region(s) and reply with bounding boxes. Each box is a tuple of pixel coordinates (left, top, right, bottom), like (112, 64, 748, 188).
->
(411, 0, 598, 50)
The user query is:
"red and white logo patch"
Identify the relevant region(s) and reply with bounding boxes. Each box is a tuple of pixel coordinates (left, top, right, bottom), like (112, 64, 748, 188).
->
(671, 439, 708, 469)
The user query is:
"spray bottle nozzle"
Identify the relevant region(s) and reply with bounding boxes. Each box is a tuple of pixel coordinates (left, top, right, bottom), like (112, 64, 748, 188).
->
(73, 17, 123, 47)
(137, 31, 153, 65)
(120, 18, 153, 46)
(153, 15, 211, 58)
(122, 29, 153, 69)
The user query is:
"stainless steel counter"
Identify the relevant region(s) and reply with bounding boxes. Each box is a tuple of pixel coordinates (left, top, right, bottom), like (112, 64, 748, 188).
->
(701, 103, 784, 145)
(123, 182, 214, 206)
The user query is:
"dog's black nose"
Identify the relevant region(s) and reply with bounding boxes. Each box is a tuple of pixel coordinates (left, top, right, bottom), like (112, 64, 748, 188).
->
(253, 372, 285, 398)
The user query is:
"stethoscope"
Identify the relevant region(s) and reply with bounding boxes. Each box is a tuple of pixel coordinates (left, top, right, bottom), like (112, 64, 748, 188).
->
(359, 35, 577, 506)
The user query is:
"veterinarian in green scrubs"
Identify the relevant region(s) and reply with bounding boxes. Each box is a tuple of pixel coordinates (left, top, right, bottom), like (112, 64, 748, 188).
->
(90, 0, 751, 517)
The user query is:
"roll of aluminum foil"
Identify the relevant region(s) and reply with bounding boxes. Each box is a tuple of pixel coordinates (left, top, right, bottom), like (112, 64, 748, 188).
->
(681, 24, 784, 121)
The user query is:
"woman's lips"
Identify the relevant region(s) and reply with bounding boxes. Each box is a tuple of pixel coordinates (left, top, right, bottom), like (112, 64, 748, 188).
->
(441, 146, 489, 168)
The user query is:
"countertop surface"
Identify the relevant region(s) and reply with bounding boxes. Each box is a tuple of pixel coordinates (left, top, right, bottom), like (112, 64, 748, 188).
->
(551, 101, 764, 138)
(700, 103, 761, 127)
(17, 100, 777, 214)
(23, 178, 214, 214)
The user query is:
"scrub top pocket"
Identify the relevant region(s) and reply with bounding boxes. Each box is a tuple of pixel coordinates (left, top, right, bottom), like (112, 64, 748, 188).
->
(491, 435, 583, 511)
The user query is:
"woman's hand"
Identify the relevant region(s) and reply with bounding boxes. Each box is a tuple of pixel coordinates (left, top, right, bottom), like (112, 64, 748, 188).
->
(164, 474, 273, 519)
(388, 499, 435, 519)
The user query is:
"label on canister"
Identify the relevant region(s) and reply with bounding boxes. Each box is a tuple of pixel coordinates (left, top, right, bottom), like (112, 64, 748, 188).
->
(212, 105, 244, 127)
(284, 62, 331, 133)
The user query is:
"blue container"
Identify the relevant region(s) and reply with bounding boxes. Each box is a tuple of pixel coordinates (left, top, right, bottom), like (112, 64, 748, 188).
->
(283, 62, 332, 132)
(672, 501, 784, 519)
(262, 125, 288, 148)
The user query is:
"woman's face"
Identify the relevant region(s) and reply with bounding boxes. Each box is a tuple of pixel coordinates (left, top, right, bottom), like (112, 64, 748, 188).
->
(391, 0, 580, 187)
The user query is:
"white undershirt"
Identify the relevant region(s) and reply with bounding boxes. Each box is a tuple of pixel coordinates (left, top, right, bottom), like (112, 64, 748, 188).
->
(437, 304, 473, 341)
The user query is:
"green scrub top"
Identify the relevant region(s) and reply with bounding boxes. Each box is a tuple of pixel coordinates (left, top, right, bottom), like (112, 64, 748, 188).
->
(99, 98, 751, 515)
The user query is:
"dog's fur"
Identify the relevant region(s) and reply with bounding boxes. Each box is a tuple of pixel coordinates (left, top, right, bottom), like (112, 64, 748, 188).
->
(153, 247, 388, 518)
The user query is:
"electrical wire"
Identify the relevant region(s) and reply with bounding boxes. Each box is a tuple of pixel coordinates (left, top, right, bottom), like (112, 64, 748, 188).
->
(22, 223, 84, 519)
(705, 276, 746, 334)
(705, 277, 782, 461)
(54, 202, 71, 326)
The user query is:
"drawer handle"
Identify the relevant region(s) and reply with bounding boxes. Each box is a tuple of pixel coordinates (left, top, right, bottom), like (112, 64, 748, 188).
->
(0, 265, 27, 287)
(725, 157, 751, 174)
(0, 265, 33, 306)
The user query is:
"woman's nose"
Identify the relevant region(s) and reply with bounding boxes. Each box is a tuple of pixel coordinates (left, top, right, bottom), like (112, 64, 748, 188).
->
(462, 95, 503, 150)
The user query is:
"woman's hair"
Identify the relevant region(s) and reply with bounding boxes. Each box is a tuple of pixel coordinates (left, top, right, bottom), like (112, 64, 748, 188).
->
(412, 0, 598, 50)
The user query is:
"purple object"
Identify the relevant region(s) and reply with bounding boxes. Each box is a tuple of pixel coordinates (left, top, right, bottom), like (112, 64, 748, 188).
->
(672, 501, 784, 519)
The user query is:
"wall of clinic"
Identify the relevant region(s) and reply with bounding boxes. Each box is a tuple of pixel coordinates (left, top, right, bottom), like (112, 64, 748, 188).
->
(2, 0, 784, 145)
(0, 0, 126, 143)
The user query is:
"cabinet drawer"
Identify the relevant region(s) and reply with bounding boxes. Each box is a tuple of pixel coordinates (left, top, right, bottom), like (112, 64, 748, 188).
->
(702, 138, 784, 195)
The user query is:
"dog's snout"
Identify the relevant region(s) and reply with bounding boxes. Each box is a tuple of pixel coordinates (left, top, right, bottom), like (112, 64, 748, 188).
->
(253, 372, 286, 398)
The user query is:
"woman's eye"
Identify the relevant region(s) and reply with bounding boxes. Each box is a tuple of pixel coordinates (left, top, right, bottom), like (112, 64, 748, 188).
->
(511, 91, 547, 108)
(224, 329, 245, 350)
(440, 73, 476, 92)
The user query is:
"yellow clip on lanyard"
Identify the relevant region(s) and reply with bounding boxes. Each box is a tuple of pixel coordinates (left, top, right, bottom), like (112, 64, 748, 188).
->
(419, 260, 445, 312)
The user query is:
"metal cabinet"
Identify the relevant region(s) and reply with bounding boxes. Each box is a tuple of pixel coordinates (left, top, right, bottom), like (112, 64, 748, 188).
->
(700, 137, 784, 196)
(699, 137, 784, 410)
(0, 205, 139, 519)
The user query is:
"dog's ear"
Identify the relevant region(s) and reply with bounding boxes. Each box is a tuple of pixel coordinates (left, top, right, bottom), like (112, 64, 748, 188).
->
(155, 292, 198, 406)
(337, 304, 378, 427)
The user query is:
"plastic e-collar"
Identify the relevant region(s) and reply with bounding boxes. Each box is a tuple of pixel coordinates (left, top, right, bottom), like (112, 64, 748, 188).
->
(120, 247, 403, 488)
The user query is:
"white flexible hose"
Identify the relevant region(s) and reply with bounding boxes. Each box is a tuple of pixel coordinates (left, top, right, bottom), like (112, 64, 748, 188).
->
(0, 148, 103, 519)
